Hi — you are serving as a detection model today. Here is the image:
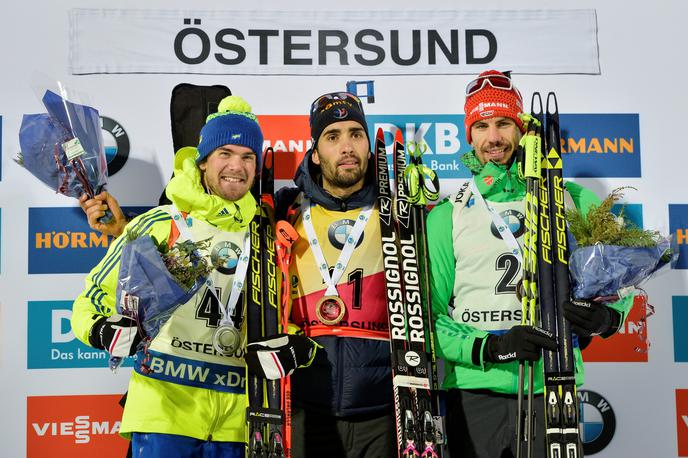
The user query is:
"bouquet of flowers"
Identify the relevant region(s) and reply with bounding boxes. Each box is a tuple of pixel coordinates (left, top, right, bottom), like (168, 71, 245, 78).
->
(17, 84, 112, 222)
(567, 187, 676, 300)
(109, 230, 223, 370)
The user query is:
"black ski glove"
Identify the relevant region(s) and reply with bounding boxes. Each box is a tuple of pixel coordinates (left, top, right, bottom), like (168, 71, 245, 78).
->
(483, 325, 558, 364)
(563, 299, 620, 338)
(88, 314, 143, 357)
(245, 333, 320, 380)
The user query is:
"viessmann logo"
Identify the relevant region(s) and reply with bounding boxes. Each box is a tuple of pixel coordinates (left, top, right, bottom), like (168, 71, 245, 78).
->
(677, 389, 688, 456)
(27, 301, 132, 369)
(27, 394, 129, 457)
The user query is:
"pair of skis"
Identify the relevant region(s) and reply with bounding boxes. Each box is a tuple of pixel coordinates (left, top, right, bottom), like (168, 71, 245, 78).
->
(516, 93, 582, 458)
(375, 128, 444, 458)
(246, 147, 286, 458)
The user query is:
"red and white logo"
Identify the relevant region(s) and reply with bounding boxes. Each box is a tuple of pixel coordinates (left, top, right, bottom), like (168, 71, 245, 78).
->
(582, 295, 650, 363)
(27, 394, 129, 458)
(258, 115, 311, 180)
(677, 389, 688, 456)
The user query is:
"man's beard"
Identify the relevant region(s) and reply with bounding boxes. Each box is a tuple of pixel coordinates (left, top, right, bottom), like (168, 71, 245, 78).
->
(323, 164, 366, 190)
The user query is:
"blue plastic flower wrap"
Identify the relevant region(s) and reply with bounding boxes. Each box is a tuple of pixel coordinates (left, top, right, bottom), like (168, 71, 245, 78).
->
(18, 88, 112, 222)
(109, 234, 206, 370)
(568, 235, 676, 300)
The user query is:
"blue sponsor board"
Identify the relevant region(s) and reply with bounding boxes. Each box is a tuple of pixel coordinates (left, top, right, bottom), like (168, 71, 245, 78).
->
(366, 113, 640, 179)
(612, 203, 643, 228)
(28, 206, 152, 274)
(27, 300, 133, 369)
(560, 114, 640, 178)
(669, 204, 688, 270)
(673, 296, 688, 362)
(367, 114, 472, 179)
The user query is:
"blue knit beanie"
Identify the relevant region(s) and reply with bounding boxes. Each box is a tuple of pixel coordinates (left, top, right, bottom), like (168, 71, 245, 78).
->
(196, 95, 264, 165)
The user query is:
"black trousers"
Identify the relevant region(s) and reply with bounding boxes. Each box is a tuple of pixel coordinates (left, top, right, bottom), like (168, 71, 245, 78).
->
(290, 405, 396, 458)
(445, 388, 547, 458)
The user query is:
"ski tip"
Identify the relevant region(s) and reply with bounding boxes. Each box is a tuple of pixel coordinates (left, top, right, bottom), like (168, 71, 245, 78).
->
(394, 128, 403, 145)
(276, 220, 299, 247)
(376, 127, 385, 142)
(546, 92, 558, 114)
(262, 146, 274, 170)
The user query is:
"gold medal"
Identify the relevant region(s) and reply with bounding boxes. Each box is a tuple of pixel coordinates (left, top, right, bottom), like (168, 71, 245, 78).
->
(315, 295, 346, 325)
(213, 324, 241, 356)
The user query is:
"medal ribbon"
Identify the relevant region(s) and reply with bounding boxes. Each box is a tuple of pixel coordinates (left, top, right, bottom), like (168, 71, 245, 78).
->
(468, 178, 523, 266)
(301, 197, 373, 297)
(170, 206, 250, 328)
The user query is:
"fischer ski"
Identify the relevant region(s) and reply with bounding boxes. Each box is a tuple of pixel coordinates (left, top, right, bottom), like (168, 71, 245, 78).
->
(246, 147, 286, 458)
(536, 93, 582, 458)
(376, 128, 443, 458)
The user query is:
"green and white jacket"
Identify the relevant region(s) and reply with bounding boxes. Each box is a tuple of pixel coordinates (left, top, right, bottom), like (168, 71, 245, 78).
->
(426, 152, 633, 395)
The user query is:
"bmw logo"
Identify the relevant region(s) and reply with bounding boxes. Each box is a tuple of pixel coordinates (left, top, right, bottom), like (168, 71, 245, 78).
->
(490, 209, 525, 239)
(328, 219, 364, 250)
(100, 116, 130, 176)
(579, 390, 616, 455)
(211, 241, 243, 275)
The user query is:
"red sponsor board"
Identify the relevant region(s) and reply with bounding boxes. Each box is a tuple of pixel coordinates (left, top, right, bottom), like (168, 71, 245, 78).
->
(582, 295, 649, 362)
(27, 394, 128, 458)
(258, 115, 310, 180)
(678, 390, 688, 457)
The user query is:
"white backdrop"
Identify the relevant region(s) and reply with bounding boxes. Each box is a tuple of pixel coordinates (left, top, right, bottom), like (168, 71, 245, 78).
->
(1, 1, 687, 457)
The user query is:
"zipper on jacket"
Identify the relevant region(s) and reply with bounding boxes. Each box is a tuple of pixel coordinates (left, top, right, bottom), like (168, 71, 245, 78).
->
(206, 390, 222, 441)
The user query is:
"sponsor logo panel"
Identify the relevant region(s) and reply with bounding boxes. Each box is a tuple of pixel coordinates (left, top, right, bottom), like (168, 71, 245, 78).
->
(27, 301, 132, 369)
(27, 394, 128, 458)
(28, 206, 150, 274)
(673, 296, 688, 363)
(579, 390, 616, 455)
(259, 112, 640, 181)
(677, 389, 688, 456)
(101, 116, 130, 176)
(582, 294, 649, 362)
(669, 204, 688, 270)
(258, 115, 310, 180)
(560, 114, 640, 178)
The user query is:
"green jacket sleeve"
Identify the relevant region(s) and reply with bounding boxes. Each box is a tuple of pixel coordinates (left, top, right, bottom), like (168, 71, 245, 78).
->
(71, 208, 173, 346)
(565, 180, 634, 330)
(427, 198, 489, 368)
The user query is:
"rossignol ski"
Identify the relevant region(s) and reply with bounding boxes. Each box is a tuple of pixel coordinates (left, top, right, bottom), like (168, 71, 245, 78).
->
(536, 93, 582, 458)
(376, 128, 443, 458)
(247, 147, 285, 458)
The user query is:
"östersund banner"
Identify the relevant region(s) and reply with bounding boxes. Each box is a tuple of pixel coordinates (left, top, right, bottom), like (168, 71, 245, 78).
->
(69, 9, 600, 75)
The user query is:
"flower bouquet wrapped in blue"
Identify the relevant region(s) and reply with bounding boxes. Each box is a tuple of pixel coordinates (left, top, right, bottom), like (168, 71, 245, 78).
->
(110, 230, 221, 370)
(17, 86, 112, 222)
(567, 188, 676, 300)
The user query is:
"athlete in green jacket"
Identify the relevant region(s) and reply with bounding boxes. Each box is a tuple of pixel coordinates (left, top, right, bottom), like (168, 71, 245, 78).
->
(72, 96, 315, 457)
(426, 71, 634, 458)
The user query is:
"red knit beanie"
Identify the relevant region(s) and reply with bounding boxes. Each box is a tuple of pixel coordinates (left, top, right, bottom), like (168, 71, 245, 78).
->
(464, 70, 525, 144)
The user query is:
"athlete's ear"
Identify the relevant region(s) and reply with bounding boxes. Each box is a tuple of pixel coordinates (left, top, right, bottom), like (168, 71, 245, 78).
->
(312, 148, 321, 166)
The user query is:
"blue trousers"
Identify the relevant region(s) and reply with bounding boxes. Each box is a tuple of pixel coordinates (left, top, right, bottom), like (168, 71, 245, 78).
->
(131, 433, 244, 458)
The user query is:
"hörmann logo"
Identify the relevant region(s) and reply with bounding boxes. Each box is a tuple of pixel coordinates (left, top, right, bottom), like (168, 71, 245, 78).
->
(670, 204, 688, 270)
(559, 114, 640, 178)
(29, 206, 150, 274)
(29, 208, 110, 274)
